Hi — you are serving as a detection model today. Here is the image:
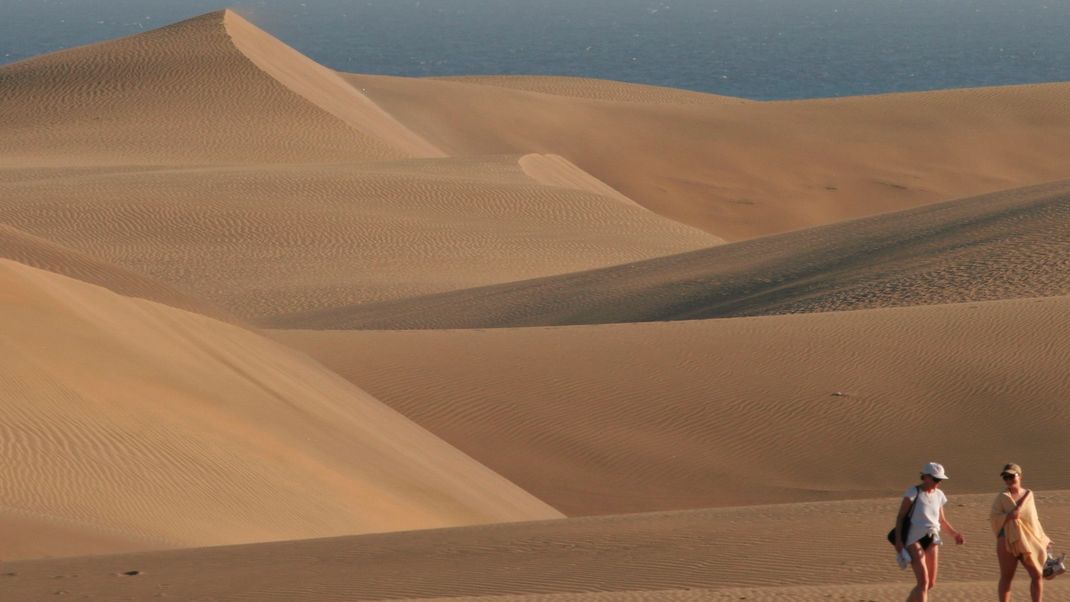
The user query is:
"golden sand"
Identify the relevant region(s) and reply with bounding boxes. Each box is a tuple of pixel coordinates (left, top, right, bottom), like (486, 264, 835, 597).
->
(2, 8, 1069, 600)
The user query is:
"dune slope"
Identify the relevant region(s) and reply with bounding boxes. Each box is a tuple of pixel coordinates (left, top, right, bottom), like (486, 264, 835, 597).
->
(0, 260, 559, 560)
(438, 74, 755, 105)
(0, 157, 718, 321)
(346, 72, 1070, 240)
(0, 10, 428, 166)
(5, 492, 1070, 600)
(275, 295, 1070, 515)
(0, 222, 235, 322)
(272, 179, 1070, 329)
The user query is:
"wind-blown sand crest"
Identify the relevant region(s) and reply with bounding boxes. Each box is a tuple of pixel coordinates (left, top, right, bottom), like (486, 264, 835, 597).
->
(222, 10, 444, 158)
(0, 11, 419, 166)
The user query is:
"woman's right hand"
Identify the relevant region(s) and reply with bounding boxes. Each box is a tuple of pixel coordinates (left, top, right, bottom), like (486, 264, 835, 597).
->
(1009, 508, 1021, 520)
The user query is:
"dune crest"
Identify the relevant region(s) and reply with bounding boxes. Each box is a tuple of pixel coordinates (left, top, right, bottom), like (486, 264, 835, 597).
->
(439, 74, 754, 105)
(0, 11, 408, 165)
(0, 259, 559, 560)
(0, 222, 236, 322)
(222, 10, 444, 158)
(518, 154, 641, 207)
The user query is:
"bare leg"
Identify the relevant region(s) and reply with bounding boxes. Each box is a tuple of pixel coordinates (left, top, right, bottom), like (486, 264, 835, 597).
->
(907, 543, 929, 602)
(925, 544, 939, 591)
(1021, 555, 1043, 602)
(997, 539, 1017, 602)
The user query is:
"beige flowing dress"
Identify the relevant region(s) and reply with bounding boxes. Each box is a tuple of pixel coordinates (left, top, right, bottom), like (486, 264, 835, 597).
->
(991, 490, 1051, 572)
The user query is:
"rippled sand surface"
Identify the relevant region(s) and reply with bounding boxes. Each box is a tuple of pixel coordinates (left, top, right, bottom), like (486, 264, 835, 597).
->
(3, 8, 1070, 601)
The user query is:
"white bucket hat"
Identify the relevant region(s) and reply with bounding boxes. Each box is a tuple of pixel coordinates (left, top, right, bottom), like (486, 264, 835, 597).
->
(922, 462, 949, 480)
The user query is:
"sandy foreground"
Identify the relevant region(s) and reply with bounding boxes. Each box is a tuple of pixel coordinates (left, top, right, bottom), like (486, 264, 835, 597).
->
(5, 492, 1070, 600)
(2, 6, 1070, 601)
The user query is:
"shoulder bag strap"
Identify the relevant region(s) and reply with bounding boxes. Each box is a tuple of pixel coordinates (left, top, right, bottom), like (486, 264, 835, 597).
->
(906, 485, 919, 517)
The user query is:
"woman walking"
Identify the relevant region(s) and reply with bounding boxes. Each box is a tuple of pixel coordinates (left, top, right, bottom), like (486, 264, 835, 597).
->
(991, 463, 1052, 602)
(894, 462, 967, 602)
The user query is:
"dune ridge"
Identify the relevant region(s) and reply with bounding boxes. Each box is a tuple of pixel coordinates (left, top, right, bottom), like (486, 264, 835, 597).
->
(0, 259, 559, 560)
(438, 75, 755, 105)
(270, 178, 1070, 329)
(517, 153, 641, 207)
(0, 222, 236, 322)
(345, 72, 1070, 240)
(5, 492, 1070, 600)
(0, 11, 408, 166)
(0, 157, 718, 321)
(4, 8, 1070, 601)
(222, 10, 444, 159)
(275, 294, 1070, 515)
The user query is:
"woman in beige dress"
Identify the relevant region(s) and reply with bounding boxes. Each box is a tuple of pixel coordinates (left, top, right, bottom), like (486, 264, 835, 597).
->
(991, 463, 1052, 602)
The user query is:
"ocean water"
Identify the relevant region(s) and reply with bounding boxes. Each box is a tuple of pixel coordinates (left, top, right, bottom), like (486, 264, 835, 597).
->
(1, 0, 1068, 100)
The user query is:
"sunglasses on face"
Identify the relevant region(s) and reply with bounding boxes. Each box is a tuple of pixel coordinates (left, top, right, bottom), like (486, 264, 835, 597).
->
(1002, 473, 1018, 481)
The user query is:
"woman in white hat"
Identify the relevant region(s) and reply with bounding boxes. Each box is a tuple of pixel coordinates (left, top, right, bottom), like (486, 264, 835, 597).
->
(991, 462, 1051, 602)
(894, 462, 966, 602)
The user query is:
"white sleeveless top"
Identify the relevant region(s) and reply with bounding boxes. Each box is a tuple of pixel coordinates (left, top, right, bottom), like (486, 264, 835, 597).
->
(904, 485, 947, 545)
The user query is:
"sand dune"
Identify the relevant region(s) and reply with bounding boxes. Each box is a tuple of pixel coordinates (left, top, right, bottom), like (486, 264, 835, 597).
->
(0, 10, 424, 167)
(439, 75, 755, 105)
(0, 507, 154, 561)
(275, 294, 1070, 515)
(0, 222, 235, 322)
(0, 157, 717, 321)
(223, 10, 443, 158)
(517, 153, 641, 207)
(272, 178, 1070, 329)
(0, 259, 559, 560)
(1, 13, 722, 323)
(5, 7, 1070, 599)
(5, 492, 1070, 600)
(345, 72, 1070, 240)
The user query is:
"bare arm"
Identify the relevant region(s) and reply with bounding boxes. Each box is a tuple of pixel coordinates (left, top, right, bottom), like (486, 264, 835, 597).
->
(1001, 490, 1031, 527)
(940, 506, 966, 544)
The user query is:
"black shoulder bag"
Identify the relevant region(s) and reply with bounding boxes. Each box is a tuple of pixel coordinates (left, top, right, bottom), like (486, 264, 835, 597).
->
(886, 486, 918, 545)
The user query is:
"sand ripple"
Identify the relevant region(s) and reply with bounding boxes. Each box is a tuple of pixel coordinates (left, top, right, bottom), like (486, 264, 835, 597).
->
(286, 179, 1070, 329)
(6, 492, 1070, 600)
(276, 295, 1070, 514)
(0, 158, 716, 322)
(0, 260, 559, 560)
(0, 11, 407, 166)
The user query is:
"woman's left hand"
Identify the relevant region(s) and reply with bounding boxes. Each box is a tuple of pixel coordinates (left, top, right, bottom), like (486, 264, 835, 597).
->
(954, 532, 966, 545)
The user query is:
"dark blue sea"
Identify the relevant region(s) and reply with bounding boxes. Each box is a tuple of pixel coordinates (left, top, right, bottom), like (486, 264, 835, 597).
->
(1, 0, 1068, 100)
